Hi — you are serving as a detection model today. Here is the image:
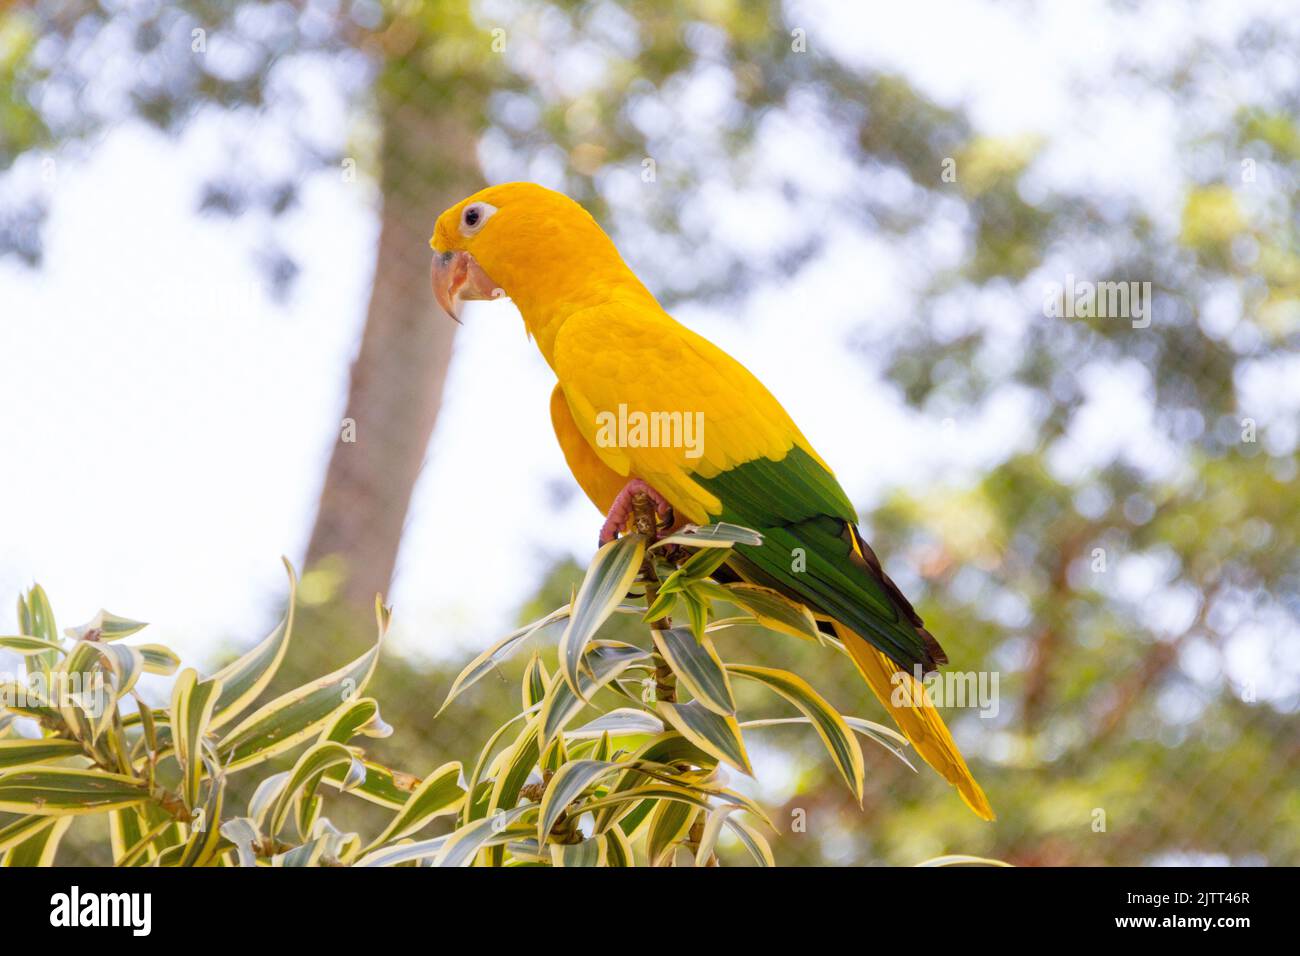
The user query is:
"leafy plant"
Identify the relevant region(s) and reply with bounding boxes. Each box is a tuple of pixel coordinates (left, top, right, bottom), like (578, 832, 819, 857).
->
(0, 506, 936, 867)
(0, 561, 423, 866)
(431, 514, 918, 867)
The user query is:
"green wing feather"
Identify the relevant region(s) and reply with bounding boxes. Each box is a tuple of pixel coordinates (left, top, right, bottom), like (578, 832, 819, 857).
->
(697, 447, 942, 672)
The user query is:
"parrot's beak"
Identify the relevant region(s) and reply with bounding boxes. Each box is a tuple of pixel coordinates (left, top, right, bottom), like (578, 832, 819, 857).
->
(430, 249, 504, 323)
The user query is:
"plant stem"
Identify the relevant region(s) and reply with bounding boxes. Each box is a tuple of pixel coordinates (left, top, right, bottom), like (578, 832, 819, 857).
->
(631, 493, 676, 704)
(633, 493, 716, 865)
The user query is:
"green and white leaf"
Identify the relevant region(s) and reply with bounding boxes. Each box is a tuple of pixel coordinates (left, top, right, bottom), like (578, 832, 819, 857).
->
(169, 668, 223, 810)
(0, 737, 85, 770)
(484, 721, 541, 823)
(536, 759, 623, 843)
(583, 783, 715, 833)
(353, 834, 449, 868)
(0, 635, 64, 656)
(0, 815, 60, 854)
(646, 799, 698, 866)
(91, 642, 144, 716)
(434, 804, 533, 868)
(0, 767, 148, 816)
(247, 771, 291, 830)
(725, 814, 775, 867)
(320, 697, 392, 744)
(916, 855, 1012, 867)
(436, 606, 569, 717)
(208, 558, 298, 731)
(601, 825, 635, 866)
(540, 641, 650, 745)
(177, 766, 226, 867)
(658, 700, 752, 775)
(265, 741, 362, 837)
(651, 523, 763, 549)
(692, 804, 738, 866)
(728, 664, 864, 801)
(55, 640, 105, 745)
(64, 610, 147, 643)
(522, 653, 548, 709)
(844, 716, 915, 768)
(321, 759, 417, 809)
(549, 838, 605, 867)
(18, 585, 61, 678)
(718, 583, 822, 643)
(2, 816, 74, 866)
(368, 761, 464, 847)
(218, 614, 384, 772)
(568, 708, 664, 739)
(557, 534, 645, 700)
(651, 628, 735, 716)
(461, 708, 537, 825)
(136, 644, 181, 676)
(220, 817, 261, 867)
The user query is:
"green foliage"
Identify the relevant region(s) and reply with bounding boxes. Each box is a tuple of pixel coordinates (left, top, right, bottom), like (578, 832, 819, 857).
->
(0, 561, 424, 866)
(427, 525, 920, 866)
(0, 530, 945, 866)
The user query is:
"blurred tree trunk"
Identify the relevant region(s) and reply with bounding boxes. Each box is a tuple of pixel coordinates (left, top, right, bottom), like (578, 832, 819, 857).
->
(304, 85, 481, 611)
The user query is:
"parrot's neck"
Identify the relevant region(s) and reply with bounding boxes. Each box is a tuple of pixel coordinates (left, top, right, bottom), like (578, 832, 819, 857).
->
(512, 265, 659, 370)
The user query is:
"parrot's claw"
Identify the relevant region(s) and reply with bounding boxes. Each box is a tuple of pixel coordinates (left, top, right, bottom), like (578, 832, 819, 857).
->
(599, 479, 672, 546)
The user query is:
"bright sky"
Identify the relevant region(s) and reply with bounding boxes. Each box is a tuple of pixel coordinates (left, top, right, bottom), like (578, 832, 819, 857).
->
(1, 0, 1295, 693)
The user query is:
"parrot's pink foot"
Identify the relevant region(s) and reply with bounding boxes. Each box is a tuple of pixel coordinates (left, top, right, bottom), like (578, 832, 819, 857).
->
(599, 480, 672, 545)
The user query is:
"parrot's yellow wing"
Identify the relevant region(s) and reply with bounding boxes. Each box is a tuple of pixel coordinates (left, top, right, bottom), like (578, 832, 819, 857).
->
(549, 383, 626, 514)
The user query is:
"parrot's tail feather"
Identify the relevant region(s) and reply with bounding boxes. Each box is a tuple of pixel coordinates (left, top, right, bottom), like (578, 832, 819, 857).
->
(833, 621, 995, 821)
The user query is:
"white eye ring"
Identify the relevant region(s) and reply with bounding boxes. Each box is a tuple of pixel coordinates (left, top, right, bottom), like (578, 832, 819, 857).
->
(459, 201, 497, 237)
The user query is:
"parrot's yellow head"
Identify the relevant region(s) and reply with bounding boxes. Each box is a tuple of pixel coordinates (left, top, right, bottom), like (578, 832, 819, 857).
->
(429, 182, 652, 336)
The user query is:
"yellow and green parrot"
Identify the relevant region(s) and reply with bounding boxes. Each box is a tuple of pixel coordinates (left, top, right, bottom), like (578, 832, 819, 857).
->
(430, 182, 993, 820)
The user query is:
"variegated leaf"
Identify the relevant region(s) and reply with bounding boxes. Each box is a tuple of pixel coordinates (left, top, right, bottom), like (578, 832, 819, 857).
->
(218, 601, 386, 771)
(0, 737, 84, 770)
(169, 668, 223, 810)
(726, 814, 775, 867)
(568, 708, 664, 739)
(540, 641, 650, 745)
(916, 855, 1012, 867)
(536, 759, 623, 844)
(368, 761, 464, 847)
(557, 534, 645, 700)
(436, 606, 569, 717)
(2, 816, 73, 866)
(208, 558, 298, 731)
(18, 585, 60, 678)
(549, 838, 605, 867)
(728, 664, 864, 801)
(646, 799, 698, 866)
(136, 644, 181, 676)
(0, 635, 64, 656)
(0, 767, 148, 815)
(658, 700, 752, 775)
(651, 628, 735, 716)
(651, 523, 763, 549)
(718, 583, 822, 642)
(64, 610, 147, 643)
(434, 804, 534, 867)
(266, 741, 360, 837)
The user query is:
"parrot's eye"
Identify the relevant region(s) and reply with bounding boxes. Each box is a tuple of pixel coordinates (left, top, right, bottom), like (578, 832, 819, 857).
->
(459, 202, 497, 237)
